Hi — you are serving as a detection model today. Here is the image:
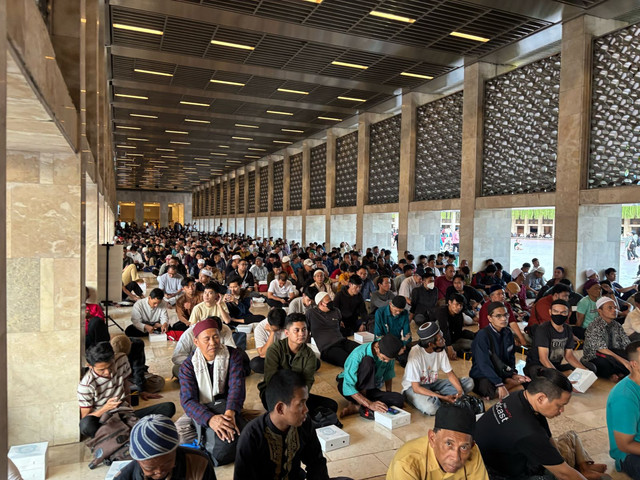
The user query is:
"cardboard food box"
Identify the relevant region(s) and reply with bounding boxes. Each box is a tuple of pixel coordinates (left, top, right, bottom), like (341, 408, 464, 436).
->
(149, 332, 167, 343)
(8, 442, 48, 480)
(354, 332, 375, 344)
(568, 368, 597, 393)
(316, 425, 350, 452)
(374, 406, 411, 430)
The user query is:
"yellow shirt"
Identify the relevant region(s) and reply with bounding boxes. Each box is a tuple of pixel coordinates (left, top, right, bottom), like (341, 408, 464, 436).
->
(387, 435, 488, 480)
(189, 301, 229, 325)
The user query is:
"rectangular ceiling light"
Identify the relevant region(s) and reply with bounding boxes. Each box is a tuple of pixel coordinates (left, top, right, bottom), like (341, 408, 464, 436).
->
(196, 163, 210, 166)
(180, 101, 210, 107)
(232, 136, 253, 140)
(134, 68, 174, 77)
(318, 116, 342, 121)
(113, 23, 164, 35)
(210, 40, 255, 50)
(235, 123, 259, 128)
(210, 153, 228, 156)
(369, 10, 415, 23)
(302, 0, 323, 3)
(282, 128, 304, 133)
(400, 72, 434, 79)
(450, 31, 490, 42)
(127, 138, 149, 142)
(331, 61, 368, 70)
(170, 141, 190, 144)
(117, 145, 136, 149)
(210, 79, 245, 86)
(267, 110, 293, 116)
(218, 145, 230, 148)
(248, 148, 266, 151)
(185, 118, 210, 123)
(165, 130, 189, 134)
(156, 148, 174, 151)
(245, 155, 261, 159)
(116, 125, 141, 130)
(273, 140, 293, 144)
(277, 88, 309, 95)
(130, 113, 158, 118)
(125, 153, 143, 156)
(227, 160, 242, 164)
(338, 96, 366, 102)
(161, 155, 178, 159)
(115, 93, 148, 100)
(194, 158, 210, 161)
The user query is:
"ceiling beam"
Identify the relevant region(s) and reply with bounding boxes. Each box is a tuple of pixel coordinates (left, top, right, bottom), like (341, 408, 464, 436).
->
(110, 45, 399, 95)
(109, 0, 462, 66)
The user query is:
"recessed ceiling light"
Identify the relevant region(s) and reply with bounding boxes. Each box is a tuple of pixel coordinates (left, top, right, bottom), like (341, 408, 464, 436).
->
(218, 145, 230, 148)
(134, 68, 173, 77)
(273, 140, 293, 144)
(331, 61, 368, 70)
(196, 163, 210, 166)
(180, 101, 209, 107)
(170, 141, 190, 145)
(161, 155, 178, 159)
(248, 148, 266, 151)
(115, 93, 148, 100)
(369, 10, 415, 23)
(117, 145, 137, 149)
(235, 124, 259, 128)
(338, 96, 366, 102)
(400, 72, 434, 80)
(210, 79, 245, 86)
(165, 130, 189, 134)
(245, 155, 261, 159)
(113, 23, 164, 35)
(130, 113, 158, 119)
(125, 153, 143, 156)
(156, 148, 174, 151)
(127, 137, 148, 141)
(232, 136, 253, 140)
(210, 153, 228, 156)
(277, 88, 309, 95)
(450, 31, 490, 42)
(210, 40, 255, 50)
(302, 0, 323, 3)
(116, 125, 141, 130)
(185, 118, 210, 124)
(227, 160, 242, 164)
(267, 110, 293, 116)
(318, 116, 342, 121)
(195, 158, 210, 161)
(282, 128, 304, 133)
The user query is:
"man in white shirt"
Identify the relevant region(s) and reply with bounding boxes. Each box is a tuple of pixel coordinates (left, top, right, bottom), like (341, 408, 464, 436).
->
(267, 272, 297, 308)
(403, 322, 474, 416)
(399, 270, 423, 306)
(157, 265, 183, 306)
(249, 309, 287, 374)
(249, 257, 268, 283)
(126, 288, 169, 338)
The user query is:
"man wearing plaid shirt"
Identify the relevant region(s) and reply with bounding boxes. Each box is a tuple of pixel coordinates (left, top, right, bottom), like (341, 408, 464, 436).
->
(179, 316, 247, 466)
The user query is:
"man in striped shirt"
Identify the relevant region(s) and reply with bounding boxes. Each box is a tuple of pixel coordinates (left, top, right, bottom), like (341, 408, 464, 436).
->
(78, 342, 176, 438)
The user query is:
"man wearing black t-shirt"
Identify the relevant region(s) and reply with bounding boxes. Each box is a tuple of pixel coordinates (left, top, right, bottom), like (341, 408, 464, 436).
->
(476, 368, 610, 480)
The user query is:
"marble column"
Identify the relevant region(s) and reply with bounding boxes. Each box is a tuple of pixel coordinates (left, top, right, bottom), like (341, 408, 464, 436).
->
(134, 199, 144, 226)
(331, 214, 357, 249)
(267, 161, 274, 238)
(301, 143, 311, 246)
(0, 0, 7, 463)
(282, 152, 290, 240)
(306, 215, 326, 245)
(356, 115, 371, 250)
(577, 205, 621, 283)
(85, 174, 99, 294)
(407, 211, 441, 254)
(363, 213, 394, 252)
(159, 201, 168, 227)
(397, 93, 418, 254)
(325, 130, 337, 249)
(473, 209, 512, 271)
(286, 215, 302, 244)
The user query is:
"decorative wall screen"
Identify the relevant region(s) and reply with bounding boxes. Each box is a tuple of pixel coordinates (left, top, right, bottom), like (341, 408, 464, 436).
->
(192, 192, 197, 217)
(335, 131, 358, 207)
(273, 161, 284, 212)
(259, 166, 269, 212)
(238, 174, 245, 213)
(248, 170, 256, 213)
(369, 114, 401, 204)
(310, 143, 327, 209)
(415, 92, 463, 200)
(229, 178, 236, 214)
(589, 24, 640, 187)
(222, 181, 228, 215)
(215, 184, 221, 215)
(289, 153, 303, 211)
(208, 188, 214, 216)
(203, 188, 209, 216)
(482, 54, 561, 196)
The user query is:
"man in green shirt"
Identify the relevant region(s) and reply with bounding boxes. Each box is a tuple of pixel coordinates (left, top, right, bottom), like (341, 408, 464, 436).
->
(258, 313, 338, 415)
(575, 279, 601, 339)
(337, 334, 404, 419)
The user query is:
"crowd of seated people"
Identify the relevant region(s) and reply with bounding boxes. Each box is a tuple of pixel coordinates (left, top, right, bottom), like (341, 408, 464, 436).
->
(71, 221, 640, 480)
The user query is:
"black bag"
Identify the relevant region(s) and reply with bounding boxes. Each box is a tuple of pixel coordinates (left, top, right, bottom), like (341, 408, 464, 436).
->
(86, 411, 137, 469)
(454, 394, 485, 415)
(310, 406, 343, 429)
(487, 333, 514, 379)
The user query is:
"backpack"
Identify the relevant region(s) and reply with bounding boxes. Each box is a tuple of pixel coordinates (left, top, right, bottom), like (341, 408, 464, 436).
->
(86, 411, 138, 469)
(310, 406, 343, 429)
(453, 395, 485, 415)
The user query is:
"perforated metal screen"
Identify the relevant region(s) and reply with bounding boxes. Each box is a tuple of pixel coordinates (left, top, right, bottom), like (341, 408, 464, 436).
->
(289, 153, 303, 211)
(369, 114, 401, 204)
(335, 132, 358, 207)
(310, 143, 327, 209)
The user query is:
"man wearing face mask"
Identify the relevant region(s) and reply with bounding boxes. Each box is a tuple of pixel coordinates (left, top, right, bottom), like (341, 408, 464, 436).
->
(524, 300, 592, 379)
(410, 272, 438, 325)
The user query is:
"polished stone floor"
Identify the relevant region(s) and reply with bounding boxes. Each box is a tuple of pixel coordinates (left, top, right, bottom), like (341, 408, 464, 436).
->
(46, 273, 624, 480)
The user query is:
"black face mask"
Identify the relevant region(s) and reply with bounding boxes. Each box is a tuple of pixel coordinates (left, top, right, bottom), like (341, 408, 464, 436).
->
(551, 314, 567, 326)
(325, 301, 334, 310)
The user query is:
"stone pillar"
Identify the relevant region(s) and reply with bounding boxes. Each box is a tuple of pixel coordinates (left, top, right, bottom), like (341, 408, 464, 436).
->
(363, 213, 394, 252)
(325, 130, 337, 249)
(243, 169, 250, 233)
(473, 209, 512, 271)
(160, 201, 168, 227)
(306, 215, 326, 245)
(286, 215, 302, 244)
(301, 142, 311, 246)
(85, 174, 99, 293)
(577, 205, 621, 283)
(397, 93, 418, 254)
(356, 115, 371, 250)
(134, 199, 144, 226)
(267, 161, 274, 238)
(407, 211, 441, 254)
(0, 0, 7, 463)
(331, 214, 357, 249)
(282, 152, 290, 240)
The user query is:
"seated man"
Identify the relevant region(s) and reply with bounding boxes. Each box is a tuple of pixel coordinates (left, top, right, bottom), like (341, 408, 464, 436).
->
(306, 292, 359, 367)
(127, 288, 169, 338)
(369, 275, 396, 314)
(356, 265, 376, 301)
(178, 317, 247, 466)
(235, 370, 352, 480)
(250, 308, 287, 374)
(334, 274, 368, 335)
(403, 322, 474, 416)
(78, 342, 175, 439)
(374, 295, 411, 366)
(607, 341, 640, 479)
(623, 292, 640, 341)
(525, 266, 547, 298)
(258, 313, 337, 414)
(434, 264, 456, 300)
(116, 414, 216, 480)
(410, 272, 439, 325)
(224, 275, 265, 325)
(387, 404, 488, 480)
(399, 268, 422, 305)
(249, 256, 268, 284)
(157, 265, 184, 306)
(174, 276, 202, 332)
(528, 284, 572, 326)
(525, 299, 590, 378)
(337, 334, 404, 419)
(288, 286, 317, 315)
(189, 282, 232, 326)
(432, 293, 476, 360)
(470, 302, 530, 400)
(604, 267, 638, 301)
(476, 368, 610, 480)
(267, 271, 298, 308)
(445, 273, 483, 325)
(583, 296, 631, 381)
(479, 285, 528, 347)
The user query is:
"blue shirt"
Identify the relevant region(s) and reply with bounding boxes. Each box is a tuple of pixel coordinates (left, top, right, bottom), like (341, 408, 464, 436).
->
(338, 343, 395, 397)
(607, 376, 640, 468)
(374, 305, 410, 345)
(361, 278, 376, 301)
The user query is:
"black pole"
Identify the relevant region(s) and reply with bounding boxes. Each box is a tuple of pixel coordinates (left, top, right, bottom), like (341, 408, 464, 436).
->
(101, 243, 113, 320)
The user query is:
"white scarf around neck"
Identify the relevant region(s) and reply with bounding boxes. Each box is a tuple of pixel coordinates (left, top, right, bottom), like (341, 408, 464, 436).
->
(192, 345, 230, 404)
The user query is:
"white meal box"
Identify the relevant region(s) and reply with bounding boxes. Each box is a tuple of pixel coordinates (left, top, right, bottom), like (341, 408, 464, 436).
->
(8, 442, 48, 480)
(316, 425, 350, 452)
(375, 406, 411, 430)
(354, 332, 375, 344)
(568, 368, 597, 393)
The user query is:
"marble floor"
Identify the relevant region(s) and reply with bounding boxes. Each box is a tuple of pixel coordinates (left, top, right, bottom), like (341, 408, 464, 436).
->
(45, 274, 624, 480)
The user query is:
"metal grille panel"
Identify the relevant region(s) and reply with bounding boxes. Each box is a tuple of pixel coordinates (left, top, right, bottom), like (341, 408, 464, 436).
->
(259, 166, 269, 212)
(238, 174, 245, 213)
(248, 170, 256, 213)
(369, 114, 401, 204)
(483, 55, 561, 196)
(335, 132, 358, 207)
(215, 184, 221, 215)
(229, 178, 236, 214)
(222, 181, 228, 215)
(589, 25, 640, 188)
(415, 92, 463, 200)
(289, 153, 303, 211)
(273, 161, 284, 212)
(310, 143, 327, 209)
